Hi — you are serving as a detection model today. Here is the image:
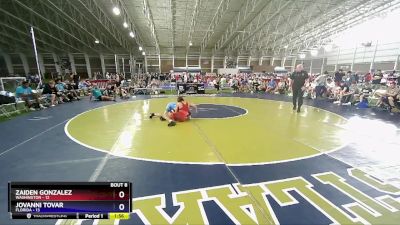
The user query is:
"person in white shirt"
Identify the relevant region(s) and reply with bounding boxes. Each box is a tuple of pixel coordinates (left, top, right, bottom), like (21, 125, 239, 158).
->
(325, 78, 335, 98)
(313, 73, 327, 99)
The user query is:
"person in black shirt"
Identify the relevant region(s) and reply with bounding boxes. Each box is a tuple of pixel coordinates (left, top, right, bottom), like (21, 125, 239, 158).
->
(70, 73, 80, 90)
(65, 80, 80, 100)
(372, 69, 383, 86)
(42, 80, 58, 106)
(289, 64, 309, 112)
(334, 69, 344, 85)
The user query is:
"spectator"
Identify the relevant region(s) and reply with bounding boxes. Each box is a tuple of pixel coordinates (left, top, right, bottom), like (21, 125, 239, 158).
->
(265, 79, 277, 93)
(343, 71, 352, 85)
(90, 85, 116, 101)
(334, 82, 353, 106)
(372, 69, 383, 87)
(55, 79, 71, 102)
(103, 84, 115, 97)
(220, 76, 227, 88)
(78, 80, 91, 95)
(276, 79, 287, 94)
(357, 81, 373, 105)
(42, 80, 58, 107)
(231, 76, 239, 93)
(349, 82, 360, 104)
(65, 80, 80, 100)
(15, 81, 46, 110)
(334, 69, 345, 85)
(364, 72, 372, 83)
(349, 72, 359, 84)
(213, 78, 220, 92)
(325, 78, 335, 98)
(70, 73, 80, 90)
(378, 81, 400, 112)
(313, 72, 328, 99)
(289, 64, 309, 112)
(250, 78, 258, 92)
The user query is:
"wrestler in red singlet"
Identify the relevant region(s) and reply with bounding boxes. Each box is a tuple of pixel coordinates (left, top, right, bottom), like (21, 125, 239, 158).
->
(172, 97, 191, 122)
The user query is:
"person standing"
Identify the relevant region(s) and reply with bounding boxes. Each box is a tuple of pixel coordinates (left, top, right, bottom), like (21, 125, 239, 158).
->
(289, 64, 309, 113)
(70, 72, 80, 90)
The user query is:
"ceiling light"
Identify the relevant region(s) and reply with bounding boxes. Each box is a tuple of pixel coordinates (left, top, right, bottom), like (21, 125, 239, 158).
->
(361, 42, 372, 47)
(139, 46, 143, 51)
(112, 6, 120, 15)
(129, 31, 135, 38)
(189, 41, 193, 46)
(142, 52, 146, 56)
(324, 44, 333, 52)
(284, 45, 288, 49)
(123, 22, 128, 28)
(298, 53, 306, 59)
(310, 49, 318, 56)
(94, 39, 100, 44)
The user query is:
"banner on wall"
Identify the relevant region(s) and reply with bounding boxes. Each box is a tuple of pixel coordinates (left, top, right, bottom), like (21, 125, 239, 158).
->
(217, 68, 239, 75)
(177, 83, 205, 94)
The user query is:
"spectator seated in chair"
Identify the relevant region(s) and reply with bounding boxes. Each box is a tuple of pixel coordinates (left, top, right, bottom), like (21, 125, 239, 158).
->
(252, 79, 261, 92)
(333, 82, 354, 106)
(265, 79, 277, 93)
(90, 85, 116, 101)
(276, 79, 287, 94)
(357, 82, 373, 104)
(15, 81, 46, 110)
(334, 69, 345, 86)
(103, 84, 116, 97)
(213, 78, 220, 92)
(377, 81, 400, 113)
(116, 86, 130, 99)
(372, 69, 383, 88)
(78, 80, 91, 95)
(349, 82, 360, 105)
(325, 78, 335, 99)
(357, 98, 369, 109)
(55, 79, 72, 103)
(70, 72, 80, 90)
(313, 72, 328, 99)
(42, 80, 59, 107)
(64, 80, 80, 100)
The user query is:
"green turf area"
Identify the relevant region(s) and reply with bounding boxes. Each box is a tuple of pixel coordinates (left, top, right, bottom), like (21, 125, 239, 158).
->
(0, 110, 29, 122)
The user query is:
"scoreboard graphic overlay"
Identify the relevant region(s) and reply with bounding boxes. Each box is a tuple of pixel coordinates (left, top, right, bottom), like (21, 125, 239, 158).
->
(8, 182, 131, 220)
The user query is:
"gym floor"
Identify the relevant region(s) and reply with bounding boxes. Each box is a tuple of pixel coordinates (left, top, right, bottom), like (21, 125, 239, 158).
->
(1, 93, 399, 225)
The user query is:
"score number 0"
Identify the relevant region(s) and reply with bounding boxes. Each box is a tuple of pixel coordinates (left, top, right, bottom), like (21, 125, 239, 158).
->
(118, 191, 125, 211)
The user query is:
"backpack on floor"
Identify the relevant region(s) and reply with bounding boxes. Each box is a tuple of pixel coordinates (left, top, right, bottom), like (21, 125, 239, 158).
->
(0, 94, 16, 105)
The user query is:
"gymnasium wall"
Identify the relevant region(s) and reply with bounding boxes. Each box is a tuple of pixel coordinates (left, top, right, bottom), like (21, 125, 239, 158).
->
(323, 41, 400, 73)
(2, 40, 400, 76)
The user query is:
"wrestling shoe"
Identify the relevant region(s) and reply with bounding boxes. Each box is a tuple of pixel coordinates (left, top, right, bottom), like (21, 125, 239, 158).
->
(160, 117, 166, 121)
(168, 121, 176, 127)
(297, 108, 301, 113)
(149, 113, 155, 119)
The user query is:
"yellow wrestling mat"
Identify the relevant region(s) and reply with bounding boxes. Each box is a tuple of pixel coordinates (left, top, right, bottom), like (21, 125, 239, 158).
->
(65, 97, 348, 165)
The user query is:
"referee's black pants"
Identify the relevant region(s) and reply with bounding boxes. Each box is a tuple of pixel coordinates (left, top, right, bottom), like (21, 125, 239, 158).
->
(292, 87, 304, 109)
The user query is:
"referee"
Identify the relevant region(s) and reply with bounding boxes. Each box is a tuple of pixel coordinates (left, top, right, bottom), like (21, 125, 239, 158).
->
(289, 64, 309, 113)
